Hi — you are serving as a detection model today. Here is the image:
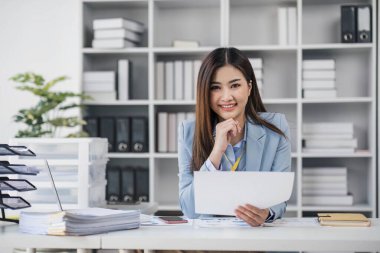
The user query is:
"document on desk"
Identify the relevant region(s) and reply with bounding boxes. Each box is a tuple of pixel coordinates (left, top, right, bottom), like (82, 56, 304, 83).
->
(264, 218, 320, 227)
(195, 217, 250, 228)
(194, 171, 294, 216)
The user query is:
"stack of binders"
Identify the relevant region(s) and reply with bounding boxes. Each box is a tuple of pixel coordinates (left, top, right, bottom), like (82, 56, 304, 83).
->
(92, 18, 145, 48)
(106, 166, 149, 204)
(84, 117, 148, 153)
(302, 59, 336, 99)
(341, 5, 372, 43)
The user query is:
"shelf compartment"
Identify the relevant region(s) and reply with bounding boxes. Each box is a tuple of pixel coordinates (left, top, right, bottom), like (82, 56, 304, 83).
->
(265, 104, 298, 153)
(83, 53, 149, 100)
(302, 48, 373, 98)
(302, 0, 373, 44)
(82, 0, 149, 48)
(241, 50, 297, 99)
(230, 0, 297, 46)
(302, 103, 373, 152)
(302, 157, 374, 208)
(153, 0, 221, 47)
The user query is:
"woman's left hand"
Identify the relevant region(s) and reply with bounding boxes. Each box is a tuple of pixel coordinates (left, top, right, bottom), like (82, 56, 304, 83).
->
(235, 204, 269, 227)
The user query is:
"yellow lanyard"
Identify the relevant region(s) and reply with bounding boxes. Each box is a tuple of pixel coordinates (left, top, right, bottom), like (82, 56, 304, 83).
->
(223, 142, 246, 172)
(231, 156, 243, 171)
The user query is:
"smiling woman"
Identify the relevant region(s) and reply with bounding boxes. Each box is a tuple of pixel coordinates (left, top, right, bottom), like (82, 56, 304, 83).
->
(177, 47, 292, 227)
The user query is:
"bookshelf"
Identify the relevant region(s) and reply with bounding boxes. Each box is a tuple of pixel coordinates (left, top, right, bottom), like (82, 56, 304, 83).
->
(80, 0, 377, 218)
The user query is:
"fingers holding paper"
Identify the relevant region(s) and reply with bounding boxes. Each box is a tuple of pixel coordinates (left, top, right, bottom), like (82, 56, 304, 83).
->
(235, 204, 269, 227)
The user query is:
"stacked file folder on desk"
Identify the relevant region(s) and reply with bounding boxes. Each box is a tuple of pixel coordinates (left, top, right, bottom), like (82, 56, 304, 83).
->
(19, 208, 140, 235)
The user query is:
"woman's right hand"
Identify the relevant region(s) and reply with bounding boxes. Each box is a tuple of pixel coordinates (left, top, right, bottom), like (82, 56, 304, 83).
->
(209, 119, 242, 169)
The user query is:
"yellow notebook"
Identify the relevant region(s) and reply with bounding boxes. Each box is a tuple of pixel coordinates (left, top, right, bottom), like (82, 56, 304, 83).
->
(317, 213, 371, 227)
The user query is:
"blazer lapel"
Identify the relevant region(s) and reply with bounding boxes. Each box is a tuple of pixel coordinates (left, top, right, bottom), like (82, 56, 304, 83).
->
(245, 121, 266, 171)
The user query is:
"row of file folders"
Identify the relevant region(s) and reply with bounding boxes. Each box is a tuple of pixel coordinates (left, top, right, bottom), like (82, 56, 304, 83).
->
(155, 58, 263, 101)
(106, 166, 149, 204)
(84, 117, 148, 153)
(157, 112, 195, 153)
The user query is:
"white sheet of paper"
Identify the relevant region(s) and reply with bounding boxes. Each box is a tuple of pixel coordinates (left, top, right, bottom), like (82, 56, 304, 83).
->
(194, 171, 294, 216)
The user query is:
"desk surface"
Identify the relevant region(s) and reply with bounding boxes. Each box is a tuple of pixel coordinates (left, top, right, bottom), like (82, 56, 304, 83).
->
(0, 223, 101, 249)
(101, 219, 380, 252)
(1, 219, 380, 252)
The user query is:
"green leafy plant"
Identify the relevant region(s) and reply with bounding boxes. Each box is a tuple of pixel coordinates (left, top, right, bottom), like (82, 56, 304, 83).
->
(10, 72, 91, 138)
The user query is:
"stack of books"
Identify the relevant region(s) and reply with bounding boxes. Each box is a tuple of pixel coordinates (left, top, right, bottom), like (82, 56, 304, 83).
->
(249, 58, 264, 97)
(19, 208, 140, 235)
(92, 18, 145, 49)
(83, 71, 116, 102)
(277, 7, 297, 45)
(302, 122, 357, 154)
(302, 59, 336, 99)
(302, 167, 354, 206)
(157, 112, 195, 153)
(155, 60, 202, 100)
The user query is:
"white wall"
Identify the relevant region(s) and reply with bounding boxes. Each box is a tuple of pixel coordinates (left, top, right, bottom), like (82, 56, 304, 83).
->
(0, 0, 80, 142)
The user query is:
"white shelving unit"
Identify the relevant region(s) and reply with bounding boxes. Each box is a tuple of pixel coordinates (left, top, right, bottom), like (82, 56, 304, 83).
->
(80, 0, 377, 217)
(8, 138, 108, 211)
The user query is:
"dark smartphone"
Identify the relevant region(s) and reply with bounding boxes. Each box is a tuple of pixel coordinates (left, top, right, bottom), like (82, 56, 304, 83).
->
(158, 216, 188, 224)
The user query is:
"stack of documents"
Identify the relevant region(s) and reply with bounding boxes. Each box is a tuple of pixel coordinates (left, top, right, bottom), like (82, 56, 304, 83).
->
(19, 208, 140, 235)
(302, 122, 357, 154)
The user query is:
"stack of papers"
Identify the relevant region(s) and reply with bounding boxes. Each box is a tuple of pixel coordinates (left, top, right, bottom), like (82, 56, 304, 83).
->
(194, 171, 294, 216)
(19, 208, 140, 235)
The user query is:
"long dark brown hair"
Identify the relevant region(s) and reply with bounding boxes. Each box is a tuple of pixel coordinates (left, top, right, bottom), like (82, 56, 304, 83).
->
(192, 47, 286, 171)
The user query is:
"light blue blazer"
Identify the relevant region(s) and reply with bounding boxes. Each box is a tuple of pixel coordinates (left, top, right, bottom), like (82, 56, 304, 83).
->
(178, 112, 291, 220)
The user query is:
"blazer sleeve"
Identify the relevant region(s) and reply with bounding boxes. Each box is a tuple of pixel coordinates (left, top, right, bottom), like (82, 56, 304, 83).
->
(268, 114, 292, 221)
(178, 121, 209, 219)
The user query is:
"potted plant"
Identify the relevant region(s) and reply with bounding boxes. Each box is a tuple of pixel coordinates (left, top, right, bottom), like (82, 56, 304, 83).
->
(10, 72, 91, 137)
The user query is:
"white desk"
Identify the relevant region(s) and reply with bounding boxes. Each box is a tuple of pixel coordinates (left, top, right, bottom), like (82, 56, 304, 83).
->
(102, 219, 380, 252)
(0, 223, 100, 253)
(1, 219, 380, 252)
